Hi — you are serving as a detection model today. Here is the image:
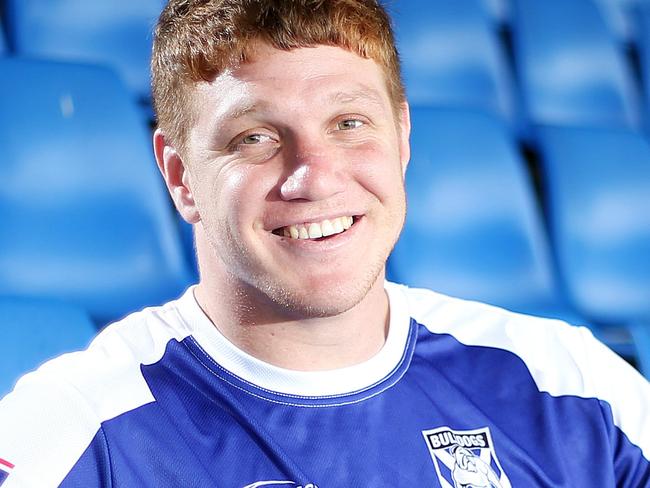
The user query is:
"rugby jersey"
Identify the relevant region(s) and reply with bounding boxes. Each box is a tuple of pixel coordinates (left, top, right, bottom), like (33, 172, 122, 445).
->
(0, 282, 648, 487)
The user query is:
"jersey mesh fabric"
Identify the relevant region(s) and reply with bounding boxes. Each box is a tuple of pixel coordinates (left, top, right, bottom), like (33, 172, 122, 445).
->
(0, 282, 648, 487)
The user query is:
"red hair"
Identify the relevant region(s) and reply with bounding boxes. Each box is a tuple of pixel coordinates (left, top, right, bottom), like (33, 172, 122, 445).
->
(151, 0, 404, 152)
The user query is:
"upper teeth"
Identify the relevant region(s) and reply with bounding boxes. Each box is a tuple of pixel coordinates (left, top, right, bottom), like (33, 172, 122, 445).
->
(281, 216, 354, 240)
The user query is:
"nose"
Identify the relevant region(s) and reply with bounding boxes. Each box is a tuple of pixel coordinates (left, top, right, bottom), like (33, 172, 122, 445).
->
(279, 135, 347, 201)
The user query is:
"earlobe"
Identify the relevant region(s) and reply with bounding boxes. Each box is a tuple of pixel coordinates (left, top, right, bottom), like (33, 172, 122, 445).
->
(153, 129, 201, 224)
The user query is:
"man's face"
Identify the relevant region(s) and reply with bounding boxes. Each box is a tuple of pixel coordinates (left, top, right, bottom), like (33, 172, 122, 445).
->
(183, 43, 410, 319)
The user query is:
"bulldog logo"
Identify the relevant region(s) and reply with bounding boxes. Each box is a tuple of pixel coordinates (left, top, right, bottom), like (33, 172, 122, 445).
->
(422, 426, 511, 488)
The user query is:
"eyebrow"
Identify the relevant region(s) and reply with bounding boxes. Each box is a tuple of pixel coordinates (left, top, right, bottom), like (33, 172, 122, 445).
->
(214, 85, 388, 128)
(222, 100, 271, 121)
(205, 99, 271, 138)
(327, 88, 387, 109)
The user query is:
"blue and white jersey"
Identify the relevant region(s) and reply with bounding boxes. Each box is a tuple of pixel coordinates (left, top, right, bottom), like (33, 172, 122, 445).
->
(1, 282, 649, 487)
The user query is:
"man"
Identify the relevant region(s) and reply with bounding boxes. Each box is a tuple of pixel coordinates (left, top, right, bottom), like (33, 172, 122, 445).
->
(1, 0, 649, 486)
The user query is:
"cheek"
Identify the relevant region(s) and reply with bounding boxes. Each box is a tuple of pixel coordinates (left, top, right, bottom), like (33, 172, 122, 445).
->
(206, 165, 274, 234)
(350, 142, 406, 203)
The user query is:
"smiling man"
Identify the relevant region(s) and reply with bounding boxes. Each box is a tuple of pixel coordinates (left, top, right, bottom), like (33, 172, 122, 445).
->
(162, 39, 409, 371)
(1, 1, 649, 487)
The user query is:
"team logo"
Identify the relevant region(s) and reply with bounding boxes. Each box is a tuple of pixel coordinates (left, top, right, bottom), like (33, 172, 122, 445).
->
(242, 481, 318, 488)
(0, 458, 14, 487)
(422, 426, 511, 488)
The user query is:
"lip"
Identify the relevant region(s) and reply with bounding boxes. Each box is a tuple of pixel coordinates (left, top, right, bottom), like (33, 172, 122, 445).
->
(271, 214, 365, 252)
(264, 211, 365, 233)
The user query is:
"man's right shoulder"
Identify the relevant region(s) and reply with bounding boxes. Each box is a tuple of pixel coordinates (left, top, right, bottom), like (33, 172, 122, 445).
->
(0, 294, 192, 487)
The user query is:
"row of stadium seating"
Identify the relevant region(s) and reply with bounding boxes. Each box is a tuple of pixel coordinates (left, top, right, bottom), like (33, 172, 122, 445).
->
(2, 0, 650, 134)
(483, 0, 649, 44)
(392, 0, 650, 136)
(1, 0, 649, 396)
(0, 0, 164, 102)
(0, 58, 195, 396)
(388, 107, 650, 373)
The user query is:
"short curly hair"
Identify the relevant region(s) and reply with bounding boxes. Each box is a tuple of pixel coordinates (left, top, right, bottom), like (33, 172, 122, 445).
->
(151, 0, 404, 153)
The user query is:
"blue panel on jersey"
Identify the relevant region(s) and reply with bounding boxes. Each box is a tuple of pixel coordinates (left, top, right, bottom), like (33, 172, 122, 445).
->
(61, 322, 650, 487)
(59, 428, 110, 487)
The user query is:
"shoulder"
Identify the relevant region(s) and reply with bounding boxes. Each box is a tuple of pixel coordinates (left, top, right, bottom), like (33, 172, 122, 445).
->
(389, 282, 650, 460)
(0, 292, 193, 487)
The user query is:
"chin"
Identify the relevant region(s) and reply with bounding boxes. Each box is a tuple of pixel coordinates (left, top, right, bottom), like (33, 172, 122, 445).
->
(259, 263, 385, 319)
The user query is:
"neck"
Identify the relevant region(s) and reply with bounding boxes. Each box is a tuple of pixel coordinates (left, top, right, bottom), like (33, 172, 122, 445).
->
(193, 262, 390, 373)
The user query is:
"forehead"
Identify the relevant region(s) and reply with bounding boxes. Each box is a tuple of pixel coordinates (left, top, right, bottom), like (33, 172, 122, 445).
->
(188, 44, 392, 129)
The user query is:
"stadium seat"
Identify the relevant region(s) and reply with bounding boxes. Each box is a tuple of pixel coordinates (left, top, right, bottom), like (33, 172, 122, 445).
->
(0, 58, 194, 324)
(480, 0, 510, 24)
(594, 0, 638, 42)
(390, 108, 573, 318)
(388, 107, 637, 358)
(4, 0, 165, 100)
(0, 297, 96, 398)
(536, 124, 650, 374)
(637, 2, 650, 129)
(0, 17, 7, 54)
(536, 125, 650, 321)
(178, 216, 198, 279)
(389, 0, 517, 127)
(511, 0, 641, 129)
(630, 322, 650, 378)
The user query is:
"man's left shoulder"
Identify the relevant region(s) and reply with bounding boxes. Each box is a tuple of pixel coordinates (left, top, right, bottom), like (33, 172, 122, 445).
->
(391, 281, 582, 351)
(391, 282, 650, 452)
(390, 282, 648, 398)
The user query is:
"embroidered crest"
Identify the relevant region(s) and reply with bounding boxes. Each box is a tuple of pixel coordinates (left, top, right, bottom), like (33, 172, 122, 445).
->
(422, 426, 511, 488)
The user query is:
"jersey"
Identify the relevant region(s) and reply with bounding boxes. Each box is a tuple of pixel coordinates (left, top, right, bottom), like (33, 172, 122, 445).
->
(0, 282, 649, 487)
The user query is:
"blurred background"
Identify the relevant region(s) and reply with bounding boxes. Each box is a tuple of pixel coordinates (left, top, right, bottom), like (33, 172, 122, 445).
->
(0, 0, 649, 396)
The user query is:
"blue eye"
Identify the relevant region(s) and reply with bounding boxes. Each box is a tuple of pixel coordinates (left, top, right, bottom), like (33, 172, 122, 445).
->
(337, 119, 363, 130)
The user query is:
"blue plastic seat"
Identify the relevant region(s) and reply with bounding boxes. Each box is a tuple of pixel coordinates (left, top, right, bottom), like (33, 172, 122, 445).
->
(389, 0, 516, 126)
(594, 0, 637, 42)
(0, 297, 97, 398)
(0, 58, 193, 323)
(0, 18, 7, 54)
(4, 0, 165, 100)
(480, 0, 510, 25)
(178, 216, 199, 280)
(536, 124, 650, 375)
(536, 125, 650, 321)
(511, 0, 640, 129)
(637, 3, 650, 130)
(388, 107, 637, 358)
(390, 108, 568, 315)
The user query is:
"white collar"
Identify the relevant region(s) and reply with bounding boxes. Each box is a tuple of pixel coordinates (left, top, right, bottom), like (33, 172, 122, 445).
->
(176, 281, 412, 397)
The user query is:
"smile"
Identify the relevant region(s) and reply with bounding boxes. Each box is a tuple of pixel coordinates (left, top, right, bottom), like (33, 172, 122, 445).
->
(273, 216, 355, 240)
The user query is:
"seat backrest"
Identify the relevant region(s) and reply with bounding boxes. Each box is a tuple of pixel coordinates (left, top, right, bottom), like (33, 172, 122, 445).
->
(636, 3, 650, 131)
(0, 58, 193, 323)
(536, 125, 650, 323)
(4, 0, 165, 100)
(388, 107, 556, 311)
(480, 0, 510, 24)
(0, 297, 96, 399)
(594, 0, 638, 42)
(511, 0, 640, 128)
(389, 0, 516, 125)
(0, 20, 6, 54)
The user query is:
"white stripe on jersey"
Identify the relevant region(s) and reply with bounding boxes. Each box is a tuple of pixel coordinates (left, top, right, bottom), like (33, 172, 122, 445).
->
(400, 283, 650, 461)
(0, 298, 192, 487)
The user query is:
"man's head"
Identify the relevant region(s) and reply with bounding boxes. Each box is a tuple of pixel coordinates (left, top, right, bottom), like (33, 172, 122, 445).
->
(152, 0, 410, 321)
(151, 0, 405, 155)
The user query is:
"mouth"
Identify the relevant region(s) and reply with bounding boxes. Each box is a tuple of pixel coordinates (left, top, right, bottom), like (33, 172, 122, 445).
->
(272, 215, 359, 240)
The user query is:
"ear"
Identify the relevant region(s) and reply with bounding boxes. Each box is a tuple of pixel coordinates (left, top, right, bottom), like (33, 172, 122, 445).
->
(397, 101, 411, 176)
(153, 129, 201, 224)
